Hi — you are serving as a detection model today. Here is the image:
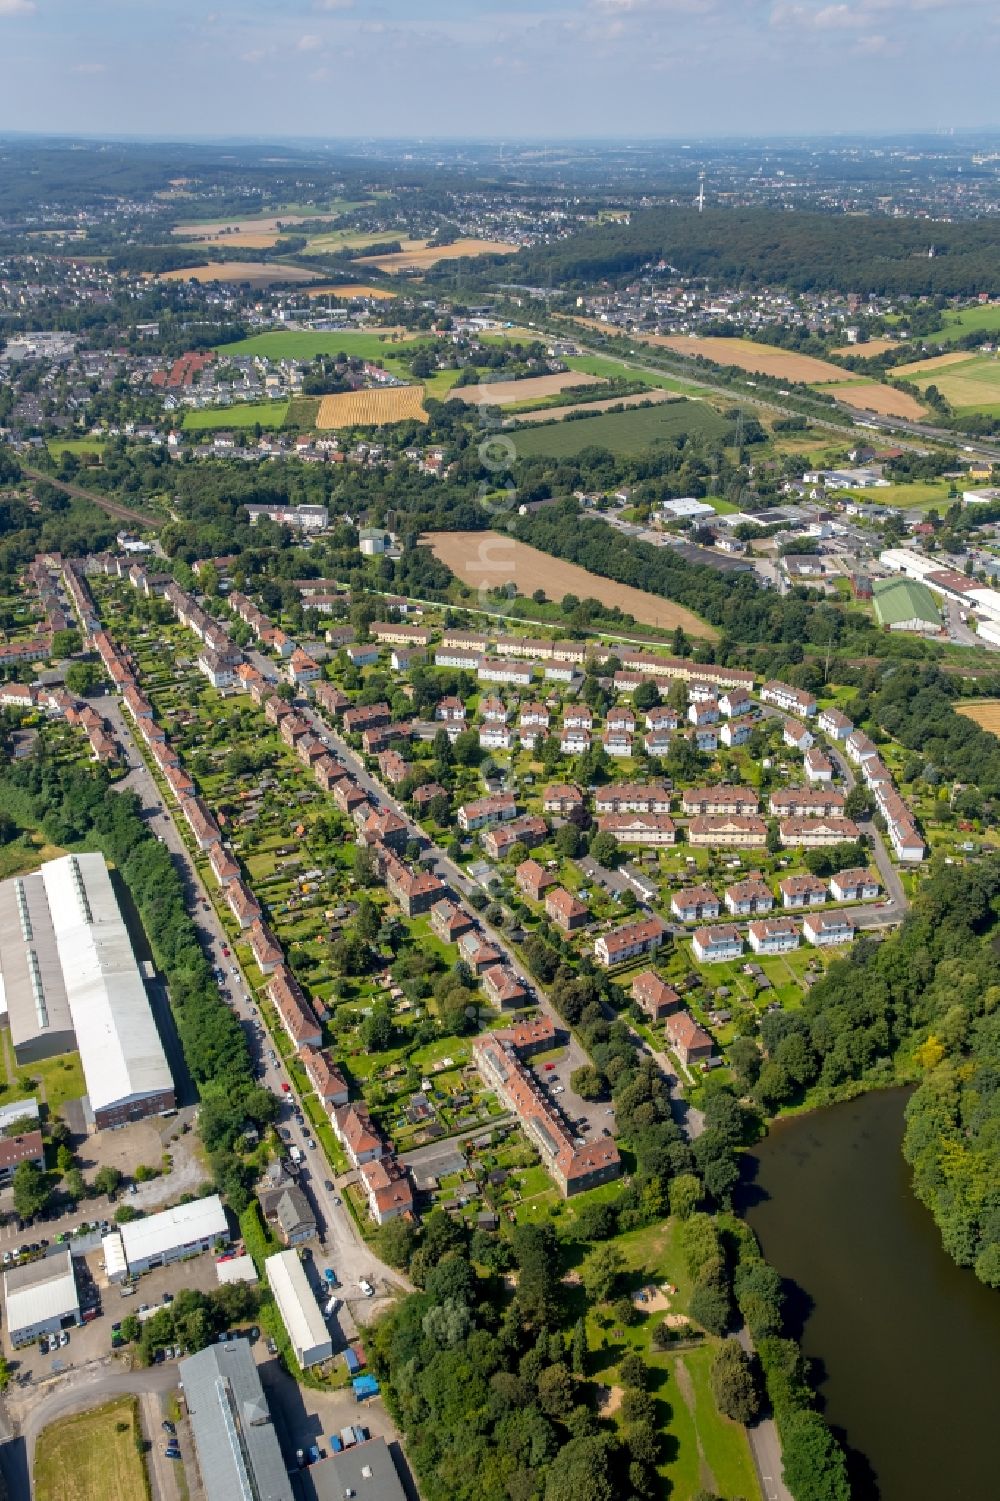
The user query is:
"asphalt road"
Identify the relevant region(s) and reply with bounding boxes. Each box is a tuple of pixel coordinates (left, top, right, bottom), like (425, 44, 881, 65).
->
(99, 692, 404, 1303)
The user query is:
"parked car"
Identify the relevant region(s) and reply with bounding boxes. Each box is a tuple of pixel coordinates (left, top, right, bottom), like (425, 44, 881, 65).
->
(359, 1278, 374, 1298)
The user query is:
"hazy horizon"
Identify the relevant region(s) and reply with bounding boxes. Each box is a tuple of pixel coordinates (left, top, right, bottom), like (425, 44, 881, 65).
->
(1, 0, 996, 139)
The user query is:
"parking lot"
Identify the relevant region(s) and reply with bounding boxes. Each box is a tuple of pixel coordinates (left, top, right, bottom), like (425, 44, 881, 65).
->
(526, 1048, 617, 1142)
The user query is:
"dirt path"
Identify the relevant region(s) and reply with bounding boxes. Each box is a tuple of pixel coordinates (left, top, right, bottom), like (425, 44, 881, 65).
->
(673, 1354, 719, 1496)
(423, 529, 716, 638)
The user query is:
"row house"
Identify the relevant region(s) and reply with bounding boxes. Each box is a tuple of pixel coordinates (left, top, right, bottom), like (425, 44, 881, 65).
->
(478, 658, 536, 687)
(597, 812, 676, 846)
(440, 629, 490, 653)
(780, 873, 829, 908)
(430, 899, 474, 946)
(208, 842, 240, 887)
(434, 647, 480, 670)
(545, 887, 590, 933)
(876, 785, 925, 862)
(249, 919, 284, 975)
(692, 924, 744, 963)
(227, 878, 261, 930)
(631, 970, 681, 1022)
(769, 788, 846, 819)
(384, 856, 445, 918)
(594, 915, 667, 968)
(783, 719, 814, 753)
(803, 911, 856, 947)
(845, 729, 879, 766)
(818, 706, 854, 741)
(181, 795, 221, 850)
(863, 757, 892, 793)
(483, 815, 547, 859)
(301, 1046, 349, 1108)
(595, 782, 672, 814)
(264, 695, 292, 728)
(333, 1101, 384, 1169)
(280, 713, 311, 749)
(342, 702, 391, 736)
(682, 785, 759, 817)
(482, 965, 528, 1010)
(687, 815, 768, 849)
(370, 621, 432, 647)
(724, 877, 774, 917)
(162, 762, 195, 801)
(760, 680, 817, 717)
(496, 1014, 558, 1059)
(359, 1155, 414, 1226)
(268, 965, 322, 1051)
(830, 867, 880, 902)
(458, 931, 503, 974)
(313, 681, 350, 718)
(671, 885, 720, 923)
(457, 792, 516, 833)
(748, 917, 800, 955)
(314, 755, 348, 793)
(473, 1034, 621, 1197)
(361, 722, 411, 756)
(615, 651, 754, 693)
(198, 649, 237, 690)
(779, 816, 860, 848)
(287, 648, 321, 688)
(665, 1010, 715, 1066)
(804, 747, 834, 783)
(494, 635, 587, 664)
(377, 749, 411, 787)
(516, 859, 556, 902)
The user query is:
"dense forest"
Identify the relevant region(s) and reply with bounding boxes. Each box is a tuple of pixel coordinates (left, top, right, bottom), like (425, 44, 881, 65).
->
(480, 207, 1000, 296)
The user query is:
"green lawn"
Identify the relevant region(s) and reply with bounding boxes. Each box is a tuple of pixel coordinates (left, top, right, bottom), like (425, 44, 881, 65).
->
(34, 1397, 150, 1501)
(214, 330, 425, 361)
(45, 437, 108, 459)
(509, 398, 731, 458)
(182, 401, 289, 431)
(921, 304, 1000, 347)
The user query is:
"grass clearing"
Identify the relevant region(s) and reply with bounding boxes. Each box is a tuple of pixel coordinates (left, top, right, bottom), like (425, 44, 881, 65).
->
(34, 1397, 150, 1501)
(508, 398, 731, 457)
(45, 437, 108, 459)
(316, 386, 428, 428)
(182, 401, 289, 431)
(423, 529, 716, 637)
(213, 328, 422, 361)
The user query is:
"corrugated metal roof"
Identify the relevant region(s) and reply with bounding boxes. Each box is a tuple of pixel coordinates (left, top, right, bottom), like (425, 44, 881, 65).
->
(264, 1250, 331, 1367)
(120, 1194, 229, 1269)
(872, 577, 942, 628)
(179, 1339, 292, 1501)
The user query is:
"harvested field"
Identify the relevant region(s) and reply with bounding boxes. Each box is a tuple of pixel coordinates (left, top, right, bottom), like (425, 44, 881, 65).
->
(833, 382, 928, 420)
(899, 352, 1000, 413)
(957, 700, 1000, 735)
(157, 261, 320, 286)
(510, 388, 676, 423)
(423, 530, 716, 637)
(651, 333, 857, 384)
(304, 283, 397, 300)
(894, 351, 973, 377)
(316, 385, 428, 428)
(359, 237, 520, 273)
(171, 213, 320, 240)
(457, 372, 601, 406)
(829, 337, 900, 358)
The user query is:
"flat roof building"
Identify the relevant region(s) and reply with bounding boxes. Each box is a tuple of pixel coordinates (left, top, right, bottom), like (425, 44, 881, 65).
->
(4, 1246, 80, 1347)
(265, 1249, 332, 1369)
(113, 1194, 231, 1277)
(179, 1337, 293, 1501)
(0, 854, 174, 1129)
(305, 1437, 407, 1501)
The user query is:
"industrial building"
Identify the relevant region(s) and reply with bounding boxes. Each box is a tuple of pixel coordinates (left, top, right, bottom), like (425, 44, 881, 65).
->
(872, 577, 942, 634)
(0, 853, 175, 1129)
(179, 1338, 293, 1501)
(102, 1194, 231, 1279)
(3, 1247, 81, 1348)
(264, 1249, 332, 1369)
(305, 1437, 407, 1501)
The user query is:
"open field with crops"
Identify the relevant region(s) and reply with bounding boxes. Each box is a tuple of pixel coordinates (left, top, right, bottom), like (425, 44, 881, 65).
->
(508, 398, 730, 458)
(157, 261, 321, 286)
(182, 401, 289, 431)
(894, 351, 973, 377)
(316, 385, 428, 428)
(301, 230, 420, 257)
(423, 530, 715, 636)
(831, 381, 928, 419)
(303, 282, 397, 299)
(653, 333, 859, 383)
(457, 371, 601, 406)
(897, 352, 1000, 413)
(213, 328, 421, 360)
(829, 336, 900, 358)
(511, 388, 678, 423)
(34, 1398, 150, 1501)
(358, 237, 521, 273)
(565, 354, 702, 394)
(921, 304, 1000, 346)
(957, 699, 1000, 735)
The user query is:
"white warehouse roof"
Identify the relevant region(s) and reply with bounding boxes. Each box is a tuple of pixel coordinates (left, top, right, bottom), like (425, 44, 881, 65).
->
(264, 1250, 331, 1367)
(119, 1194, 229, 1270)
(4, 1247, 78, 1336)
(39, 853, 173, 1116)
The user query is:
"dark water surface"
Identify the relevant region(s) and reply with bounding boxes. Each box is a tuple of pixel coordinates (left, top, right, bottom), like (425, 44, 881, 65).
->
(741, 1087, 1000, 1501)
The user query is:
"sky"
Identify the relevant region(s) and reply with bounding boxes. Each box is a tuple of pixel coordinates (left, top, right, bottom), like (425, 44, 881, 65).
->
(0, 0, 997, 139)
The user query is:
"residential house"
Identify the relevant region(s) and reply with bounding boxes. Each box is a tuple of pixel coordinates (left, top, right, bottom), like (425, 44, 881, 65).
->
(430, 900, 474, 946)
(681, 786, 759, 816)
(687, 815, 768, 849)
(333, 1102, 384, 1167)
(803, 911, 856, 947)
(779, 816, 859, 848)
(769, 788, 846, 819)
(783, 719, 815, 753)
(594, 916, 667, 968)
(543, 784, 583, 815)
(545, 887, 589, 933)
(692, 926, 744, 964)
(665, 1011, 714, 1066)
(724, 877, 773, 917)
(804, 747, 834, 783)
(818, 707, 853, 740)
(300, 1047, 349, 1107)
(359, 1156, 414, 1226)
(760, 681, 817, 717)
(516, 860, 556, 902)
(780, 873, 829, 909)
(482, 965, 528, 1009)
(671, 886, 720, 923)
(829, 868, 880, 902)
(596, 812, 676, 846)
(747, 917, 800, 955)
(631, 971, 681, 1022)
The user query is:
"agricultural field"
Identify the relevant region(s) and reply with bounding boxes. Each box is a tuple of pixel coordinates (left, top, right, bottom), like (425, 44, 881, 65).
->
(507, 397, 731, 457)
(301, 230, 421, 257)
(457, 371, 601, 406)
(829, 336, 900, 358)
(957, 699, 1000, 735)
(213, 328, 421, 361)
(34, 1398, 150, 1501)
(316, 385, 428, 428)
(896, 351, 1000, 413)
(920, 304, 1000, 347)
(565, 353, 701, 394)
(182, 401, 289, 431)
(829, 381, 928, 420)
(157, 261, 321, 286)
(304, 282, 397, 300)
(423, 529, 716, 635)
(511, 387, 678, 423)
(893, 351, 972, 378)
(358, 236, 521, 273)
(590, 327, 858, 384)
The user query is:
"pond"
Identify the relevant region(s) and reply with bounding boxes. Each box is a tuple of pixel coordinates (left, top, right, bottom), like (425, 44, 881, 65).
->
(741, 1086, 1000, 1501)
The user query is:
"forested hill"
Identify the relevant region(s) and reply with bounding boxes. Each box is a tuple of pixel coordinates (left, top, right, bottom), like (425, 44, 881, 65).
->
(473, 206, 1000, 296)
